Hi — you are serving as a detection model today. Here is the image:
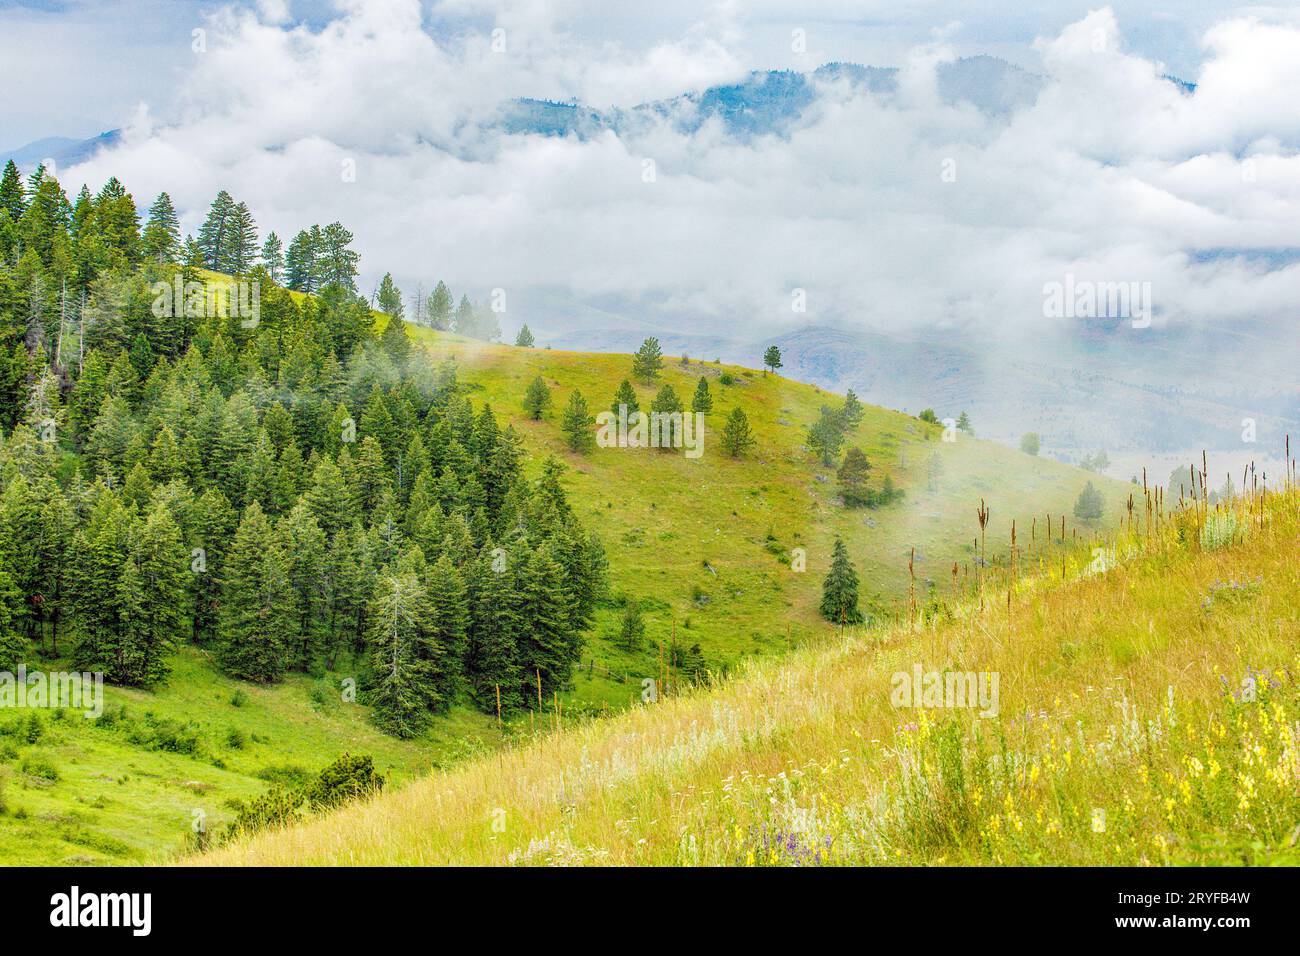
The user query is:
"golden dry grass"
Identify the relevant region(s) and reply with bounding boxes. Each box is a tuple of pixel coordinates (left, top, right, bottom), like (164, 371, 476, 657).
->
(197, 480, 1300, 866)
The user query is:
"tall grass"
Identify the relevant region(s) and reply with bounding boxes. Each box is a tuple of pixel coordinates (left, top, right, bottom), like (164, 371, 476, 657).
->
(196, 472, 1300, 866)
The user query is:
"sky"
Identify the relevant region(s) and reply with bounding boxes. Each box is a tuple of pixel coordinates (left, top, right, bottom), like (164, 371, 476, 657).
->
(2, 0, 1300, 352)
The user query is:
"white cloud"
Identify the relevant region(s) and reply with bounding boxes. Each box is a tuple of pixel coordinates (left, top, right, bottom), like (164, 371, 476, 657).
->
(52, 1, 1300, 345)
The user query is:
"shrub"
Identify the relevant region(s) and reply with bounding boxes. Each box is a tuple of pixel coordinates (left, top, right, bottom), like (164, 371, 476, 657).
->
(303, 753, 385, 812)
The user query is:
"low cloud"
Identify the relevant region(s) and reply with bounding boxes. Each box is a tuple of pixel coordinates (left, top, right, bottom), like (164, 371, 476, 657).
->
(57, 1, 1300, 344)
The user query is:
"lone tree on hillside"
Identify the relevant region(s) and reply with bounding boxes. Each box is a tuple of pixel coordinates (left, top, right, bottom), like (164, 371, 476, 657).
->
(691, 376, 713, 414)
(632, 337, 664, 382)
(840, 389, 865, 430)
(617, 599, 646, 650)
(807, 406, 845, 465)
(820, 538, 863, 625)
(561, 390, 595, 453)
(515, 324, 535, 347)
(918, 408, 940, 425)
(523, 376, 551, 420)
(957, 411, 973, 434)
(837, 446, 872, 507)
(1073, 481, 1104, 524)
(720, 407, 756, 458)
(763, 345, 783, 374)
(1020, 432, 1040, 456)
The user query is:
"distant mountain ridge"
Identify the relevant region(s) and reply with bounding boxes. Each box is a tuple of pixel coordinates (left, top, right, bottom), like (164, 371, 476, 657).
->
(6, 55, 1138, 168)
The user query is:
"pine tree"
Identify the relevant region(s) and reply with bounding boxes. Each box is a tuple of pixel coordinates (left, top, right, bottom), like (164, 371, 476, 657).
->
(763, 345, 783, 374)
(426, 281, 453, 330)
(1073, 481, 1104, 524)
(280, 502, 328, 669)
(284, 229, 318, 292)
(0, 557, 27, 671)
(720, 406, 756, 458)
(631, 337, 664, 382)
(514, 323, 535, 347)
(820, 538, 863, 625)
(317, 222, 358, 290)
(424, 554, 468, 700)
(197, 190, 236, 271)
(617, 598, 645, 650)
(225, 201, 258, 274)
(190, 487, 235, 645)
(513, 544, 574, 703)
(261, 232, 284, 282)
(838, 447, 872, 506)
(218, 503, 294, 682)
(467, 547, 520, 714)
(691, 376, 713, 413)
(123, 505, 188, 684)
(376, 272, 404, 318)
(957, 411, 973, 434)
(366, 572, 438, 738)
(452, 295, 475, 335)
(0, 160, 24, 223)
(141, 192, 181, 263)
(807, 406, 844, 465)
(611, 379, 639, 419)
(649, 384, 683, 450)
(380, 312, 411, 369)
(841, 389, 865, 429)
(561, 390, 595, 453)
(523, 375, 551, 421)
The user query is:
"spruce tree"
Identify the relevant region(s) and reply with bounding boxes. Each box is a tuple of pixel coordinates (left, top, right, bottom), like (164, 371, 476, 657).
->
(284, 229, 318, 292)
(820, 538, 863, 625)
(514, 323, 535, 347)
(467, 547, 520, 714)
(123, 505, 188, 684)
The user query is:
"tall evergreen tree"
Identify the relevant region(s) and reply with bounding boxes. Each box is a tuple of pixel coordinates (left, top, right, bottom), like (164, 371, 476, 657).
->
(691, 376, 713, 413)
(523, 375, 551, 421)
(819, 538, 863, 625)
(261, 231, 284, 283)
(611, 379, 639, 419)
(631, 336, 664, 382)
(217, 502, 294, 682)
(141, 192, 181, 263)
(514, 323, 534, 347)
(197, 190, 236, 271)
(367, 572, 439, 737)
(720, 406, 756, 458)
(561, 390, 595, 453)
(426, 281, 453, 330)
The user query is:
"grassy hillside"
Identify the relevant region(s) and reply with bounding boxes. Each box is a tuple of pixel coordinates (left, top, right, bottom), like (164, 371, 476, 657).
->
(200, 478, 1300, 866)
(0, 316, 1130, 865)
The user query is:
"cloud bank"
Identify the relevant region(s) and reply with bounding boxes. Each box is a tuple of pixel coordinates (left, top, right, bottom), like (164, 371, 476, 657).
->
(55, 1, 1300, 346)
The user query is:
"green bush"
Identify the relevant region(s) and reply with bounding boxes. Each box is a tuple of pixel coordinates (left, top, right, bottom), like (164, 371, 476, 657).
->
(303, 753, 385, 812)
